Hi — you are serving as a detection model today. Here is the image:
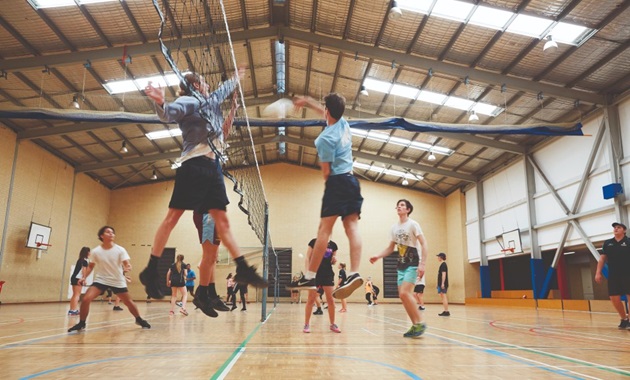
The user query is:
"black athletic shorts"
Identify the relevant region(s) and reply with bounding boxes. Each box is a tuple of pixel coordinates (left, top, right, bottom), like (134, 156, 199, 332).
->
(321, 173, 363, 219)
(414, 284, 425, 293)
(316, 276, 335, 287)
(608, 275, 630, 296)
(169, 156, 229, 212)
(93, 282, 128, 294)
(70, 278, 80, 286)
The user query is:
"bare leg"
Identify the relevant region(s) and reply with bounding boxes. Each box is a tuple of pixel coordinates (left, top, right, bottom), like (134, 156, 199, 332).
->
(78, 286, 102, 321)
(340, 298, 347, 311)
(304, 290, 316, 327)
(117, 292, 140, 318)
(308, 216, 337, 273)
(199, 241, 219, 286)
(70, 285, 82, 310)
(170, 287, 177, 313)
(440, 292, 449, 312)
(208, 210, 243, 259)
(323, 286, 336, 324)
(399, 282, 421, 324)
(180, 287, 188, 310)
(151, 208, 185, 257)
(610, 295, 629, 319)
(342, 214, 361, 273)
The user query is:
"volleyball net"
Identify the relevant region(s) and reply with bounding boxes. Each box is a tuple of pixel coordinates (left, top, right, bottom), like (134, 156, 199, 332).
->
(152, 0, 277, 318)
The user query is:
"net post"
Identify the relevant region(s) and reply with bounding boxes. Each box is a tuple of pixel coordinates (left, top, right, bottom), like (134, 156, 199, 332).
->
(261, 202, 270, 322)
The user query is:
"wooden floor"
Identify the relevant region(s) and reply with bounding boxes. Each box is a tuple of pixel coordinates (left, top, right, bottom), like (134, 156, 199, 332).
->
(1, 300, 629, 379)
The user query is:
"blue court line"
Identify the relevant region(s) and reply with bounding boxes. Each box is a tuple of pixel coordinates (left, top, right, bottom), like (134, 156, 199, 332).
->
(428, 334, 587, 379)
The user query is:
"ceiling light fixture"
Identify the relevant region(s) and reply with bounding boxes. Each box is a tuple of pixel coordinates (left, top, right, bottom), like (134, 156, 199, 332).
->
(402, 178, 409, 186)
(428, 152, 436, 161)
(119, 141, 128, 154)
(468, 110, 479, 122)
(71, 95, 80, 109)
(150, 169, 158, 180)
(389, 0, 402, 20)
(543, 35, 558, 52)
(359, 85, 369, 97)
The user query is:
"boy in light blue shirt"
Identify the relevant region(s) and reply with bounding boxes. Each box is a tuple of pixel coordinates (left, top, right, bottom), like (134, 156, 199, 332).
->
(289, 93, 364, 300)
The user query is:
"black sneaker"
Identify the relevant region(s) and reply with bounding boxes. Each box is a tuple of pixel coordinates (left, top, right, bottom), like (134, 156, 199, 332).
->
(286, 273, 316, 290)
(332, 273, 363, 299)
(68, 321, 86, 333)
(438, 311, 450, 317)
(113, 306, 123, 311)
(234, 265, 268, 288)
(313, 308, 323, 315)
(135, 318, 151, 329)
(231, 304, 237, 311)
(139, 266, 164, 299)
(193, 297, 219, 318)
(419, 305, 426, 311)
(618, 319, 629, 329)
(209, 296, 230, 312)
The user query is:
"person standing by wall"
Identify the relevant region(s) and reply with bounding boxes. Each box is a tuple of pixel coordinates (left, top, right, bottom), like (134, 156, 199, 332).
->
(337, 262, 348, 312)
(437, 253, 450, 316)
(596, 222, 630, 329)
(185, 264, 196, 296)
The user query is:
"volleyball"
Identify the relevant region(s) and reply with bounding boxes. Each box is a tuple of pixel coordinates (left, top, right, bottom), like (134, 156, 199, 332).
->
(262, 98, 294, 119)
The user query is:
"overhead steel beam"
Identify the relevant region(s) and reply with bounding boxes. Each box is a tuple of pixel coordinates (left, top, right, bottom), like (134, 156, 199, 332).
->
(279, 28, 605, 105)
(76, 134, 477, 182)
(0, 26, 605, 105)
(0, 28, 277, 72)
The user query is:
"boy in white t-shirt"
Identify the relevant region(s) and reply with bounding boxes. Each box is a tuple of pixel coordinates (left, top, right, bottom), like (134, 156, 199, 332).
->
(370, 199, 428, 338)
(68, 226, 151, 332)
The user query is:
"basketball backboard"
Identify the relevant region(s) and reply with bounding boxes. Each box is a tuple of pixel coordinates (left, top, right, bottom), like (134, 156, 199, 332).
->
(496, 229, 523, 254)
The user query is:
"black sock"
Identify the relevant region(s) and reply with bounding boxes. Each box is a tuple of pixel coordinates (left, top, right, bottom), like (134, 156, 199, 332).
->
(147, 255, 159, 270)
(208, 283, 217, 297)
(235, 256, 247, 269)
(135, 316, 143, 322)
(196, 285, 208, 298)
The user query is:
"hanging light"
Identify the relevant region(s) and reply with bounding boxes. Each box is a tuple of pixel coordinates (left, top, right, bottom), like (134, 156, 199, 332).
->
(359, 85, 369, 97)
(389, 0, 402, 20)
(468, 110, 479, 122)
(71, 95, 80, 109)
(428, 152, 436, 161)
(119, 141, 128, 154)
(543, 35, 558, 52)
(402, 178, 409, 186)
(150, 169, 158, 180)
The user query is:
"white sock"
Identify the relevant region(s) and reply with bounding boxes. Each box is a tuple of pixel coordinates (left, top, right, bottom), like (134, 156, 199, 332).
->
(305, 271, 317, 279)
(347, 272, 357, 277)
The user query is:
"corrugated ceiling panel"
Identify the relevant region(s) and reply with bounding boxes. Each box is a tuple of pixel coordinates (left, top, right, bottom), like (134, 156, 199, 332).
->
(289, 0, 314, 31)
(579, 49, 630, 92)
(244, 0, 270, 28)
(344, 0, 388, 45)
(444, 24, 497, 65)
(315, 0, 351, 36)
(409, 17, 462, 59)
(379, 13, 426, 52)
(476, 33, 533, 73)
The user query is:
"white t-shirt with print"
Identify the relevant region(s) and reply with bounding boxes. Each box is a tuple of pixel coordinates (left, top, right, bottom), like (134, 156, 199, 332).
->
(91, 243, 131, 288)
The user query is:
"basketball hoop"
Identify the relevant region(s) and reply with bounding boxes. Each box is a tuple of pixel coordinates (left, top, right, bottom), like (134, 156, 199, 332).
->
(36, 242, 52, 248)
(501, 248, 515, 254)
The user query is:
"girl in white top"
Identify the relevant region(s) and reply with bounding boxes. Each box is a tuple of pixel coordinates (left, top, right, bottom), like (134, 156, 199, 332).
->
(68, 226, 151, 332)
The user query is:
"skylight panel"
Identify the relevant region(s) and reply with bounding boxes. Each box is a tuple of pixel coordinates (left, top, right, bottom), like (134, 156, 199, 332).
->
(506, 14, 554, 38)
(397, 0, 433, 15)
(444, 96, 475, 111)
(363, 78, 391, 94)
(390, 84, 419, 99)
(29, 0, 116, 8)
(353, 161, 423, 181)
(146, 129, 182, 140)
(351, 129, 454, 156)
(469, 6, 514, 30)
(417, 90, 447, 105)
(431, 0, 475, 22)
(473, 103, 502, 117)
(103, 73, 181, 95)
(548, 22, 589, 44)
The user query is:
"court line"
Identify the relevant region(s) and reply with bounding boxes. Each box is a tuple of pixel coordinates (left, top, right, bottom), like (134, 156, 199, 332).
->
(373, 314, 620, 379)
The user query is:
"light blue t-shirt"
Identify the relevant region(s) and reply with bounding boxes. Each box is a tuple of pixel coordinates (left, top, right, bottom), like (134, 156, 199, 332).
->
(314, 117, 353, 175)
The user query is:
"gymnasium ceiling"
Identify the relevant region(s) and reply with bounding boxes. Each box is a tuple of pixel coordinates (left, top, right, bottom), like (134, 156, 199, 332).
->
(0, 0, 629, 196)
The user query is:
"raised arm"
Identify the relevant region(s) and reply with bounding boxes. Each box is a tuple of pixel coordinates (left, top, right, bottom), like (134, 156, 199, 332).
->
(293, 96, 325, 117)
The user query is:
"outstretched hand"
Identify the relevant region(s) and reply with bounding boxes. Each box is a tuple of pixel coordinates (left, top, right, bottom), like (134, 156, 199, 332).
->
(145, 81, 165, 105)
(369, 256, 379, 264)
